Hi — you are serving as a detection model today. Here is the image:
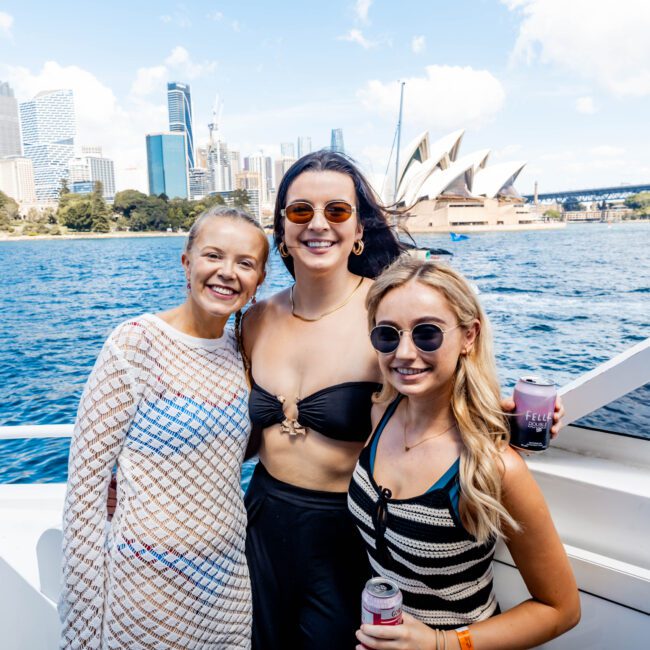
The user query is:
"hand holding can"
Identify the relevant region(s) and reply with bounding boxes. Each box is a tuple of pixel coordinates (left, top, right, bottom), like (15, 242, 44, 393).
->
(509, 376, 557, 452)
(361, 577, 403, 626)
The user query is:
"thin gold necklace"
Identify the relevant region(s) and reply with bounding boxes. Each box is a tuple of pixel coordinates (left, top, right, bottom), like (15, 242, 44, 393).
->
(290, 276, 364, 322)
(402, 403, 457, 452)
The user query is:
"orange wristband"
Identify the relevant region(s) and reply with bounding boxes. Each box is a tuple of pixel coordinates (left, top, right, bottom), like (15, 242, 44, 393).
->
(455, 626, 474, 650)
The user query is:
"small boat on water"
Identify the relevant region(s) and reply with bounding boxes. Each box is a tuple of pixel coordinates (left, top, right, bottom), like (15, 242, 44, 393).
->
(1, 340, 648, 648)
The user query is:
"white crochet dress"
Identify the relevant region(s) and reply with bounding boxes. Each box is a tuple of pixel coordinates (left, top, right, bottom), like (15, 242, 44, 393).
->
(59, 314, 252, 649)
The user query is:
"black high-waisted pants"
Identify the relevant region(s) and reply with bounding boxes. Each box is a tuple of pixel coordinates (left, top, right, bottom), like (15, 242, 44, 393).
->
(245, 462, 370, 650)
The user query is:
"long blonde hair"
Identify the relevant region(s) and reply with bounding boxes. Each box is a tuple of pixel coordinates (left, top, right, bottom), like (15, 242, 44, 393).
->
(366, 255, 520, 543)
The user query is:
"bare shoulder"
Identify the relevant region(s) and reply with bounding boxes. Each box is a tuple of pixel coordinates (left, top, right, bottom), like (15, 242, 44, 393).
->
(500, 444, 529, 480)
(241, 289, 290, 353)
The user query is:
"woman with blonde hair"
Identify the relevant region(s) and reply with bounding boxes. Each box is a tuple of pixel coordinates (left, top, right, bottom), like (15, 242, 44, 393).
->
(60, 207, 268, 649)
(350, 256, 579, 650)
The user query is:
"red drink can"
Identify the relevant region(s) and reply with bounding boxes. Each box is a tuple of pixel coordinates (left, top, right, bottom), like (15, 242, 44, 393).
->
(510, 376, 556, 452)
(361, 577, 403, 626)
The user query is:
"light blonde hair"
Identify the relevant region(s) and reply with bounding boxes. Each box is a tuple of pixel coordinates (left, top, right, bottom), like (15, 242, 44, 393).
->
(366, 255, 520, 543)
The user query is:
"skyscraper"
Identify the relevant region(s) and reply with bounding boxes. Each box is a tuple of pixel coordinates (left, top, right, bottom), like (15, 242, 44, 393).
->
(87, 156, 116, 200)
(167, 82, 194, 171)
(244, 153, 272, 203)
(281, 142, 295, 158)
(0, 82, 21, 157)
(68, 147, 116, 200)
(0, 156, 37, 203)
(330, 128, 344, 154)
(146, 133, 188, 199)
(20, 89, 76, 201)
(297, 136, 312, 159)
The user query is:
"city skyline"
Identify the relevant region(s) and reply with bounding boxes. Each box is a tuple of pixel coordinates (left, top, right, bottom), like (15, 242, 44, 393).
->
(0, 1, 649, 196)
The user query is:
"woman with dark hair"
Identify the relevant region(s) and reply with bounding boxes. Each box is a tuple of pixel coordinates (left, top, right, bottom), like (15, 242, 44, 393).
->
(242, 150, 404, 649)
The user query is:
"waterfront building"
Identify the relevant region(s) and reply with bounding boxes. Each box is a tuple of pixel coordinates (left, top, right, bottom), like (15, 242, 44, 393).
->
(393, 130, 560, 232)
(87, 156, 116, 201)
(189, 168, 211, 200)
(281, 142, 295, 158)
(0, 82, 22, 158)
(19, 89, 75, 201)
(0, 156, 37, 203)
(70, 181, 93, 194)
(297, 135, 312, 158)
(167, 82, 194, 171)
(146, 132, 188, 199)
(209, 140, 232, 193)
(244, 154, 272, 203)
(234, 170, 263, 220)
(330, 128, 344, 154)
(67, 158, 91, 184)
(67, 151, 116, 200)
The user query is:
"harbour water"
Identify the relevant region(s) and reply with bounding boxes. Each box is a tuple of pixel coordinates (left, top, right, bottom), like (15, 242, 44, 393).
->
(0, 222, 648, 483)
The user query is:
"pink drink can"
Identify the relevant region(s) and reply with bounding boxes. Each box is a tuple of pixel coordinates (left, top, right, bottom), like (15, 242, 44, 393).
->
(510, 376, 556, 452)
(361, 577, 403, 626)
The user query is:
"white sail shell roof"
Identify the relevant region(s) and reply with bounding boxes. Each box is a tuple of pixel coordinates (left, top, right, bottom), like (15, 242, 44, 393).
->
(472, 161, 527, 199)
(397, 129, 466, 203)
(407, 149, 491, 203)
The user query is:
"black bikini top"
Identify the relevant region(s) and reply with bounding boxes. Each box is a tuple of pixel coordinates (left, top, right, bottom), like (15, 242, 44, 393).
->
(249, 380, 382, 442)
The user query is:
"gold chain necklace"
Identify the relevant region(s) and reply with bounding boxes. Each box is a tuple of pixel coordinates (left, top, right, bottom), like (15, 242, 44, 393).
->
(290, 276, 364, 322)
(402, 403, 457, 452)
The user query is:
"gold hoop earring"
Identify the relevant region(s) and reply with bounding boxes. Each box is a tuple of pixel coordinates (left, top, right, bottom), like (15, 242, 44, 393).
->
(352, 239, 365, 256)
(279, 241, 290, 258)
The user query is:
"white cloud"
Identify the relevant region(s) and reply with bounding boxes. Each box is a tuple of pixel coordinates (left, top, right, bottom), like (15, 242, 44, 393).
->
(131, 46, 217, 98)
(358, 65, 505, 130)
(575, 96, 596, 114)
(355, 0, 373, 22)
(165, 46, 217, 78)
(159, 15, 172, 24)
(232, 20, 241, 32)
(207, 11, 223, 21)
(131, 65, 167, 97)
(504, 0, 650, 96)
(338, 29, 375, 49)
(0, 11, 13, 38)
(411, 36, 426, 54)
(589, 145, 625, 157)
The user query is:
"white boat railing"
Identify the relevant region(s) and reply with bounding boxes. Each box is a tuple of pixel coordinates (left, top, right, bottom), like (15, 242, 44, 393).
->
(558, 337, 649, 425)
(0, 424, 73, 440)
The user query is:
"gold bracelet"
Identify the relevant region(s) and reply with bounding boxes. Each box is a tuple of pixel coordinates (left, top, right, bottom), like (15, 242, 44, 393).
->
(435, 628, 441, 650)
(442, 629, 448, 650)
(455, 626, 474, 650)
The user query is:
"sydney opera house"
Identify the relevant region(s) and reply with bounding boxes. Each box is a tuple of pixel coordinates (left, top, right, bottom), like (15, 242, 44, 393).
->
(387, 130, 559, 232)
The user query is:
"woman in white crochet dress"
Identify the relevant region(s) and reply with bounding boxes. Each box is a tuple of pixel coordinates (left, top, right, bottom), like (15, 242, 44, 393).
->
(59, 207, 268, 650)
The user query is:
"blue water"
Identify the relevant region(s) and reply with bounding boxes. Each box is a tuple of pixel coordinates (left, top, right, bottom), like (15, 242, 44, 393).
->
(1, 223, 648, 483)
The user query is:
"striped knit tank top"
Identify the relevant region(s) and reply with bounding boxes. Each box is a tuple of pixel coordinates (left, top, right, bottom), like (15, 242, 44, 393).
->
(347, 395, 499, 629)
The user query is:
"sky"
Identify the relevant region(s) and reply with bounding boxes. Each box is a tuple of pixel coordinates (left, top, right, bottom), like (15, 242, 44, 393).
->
(1, 0, 649, 195)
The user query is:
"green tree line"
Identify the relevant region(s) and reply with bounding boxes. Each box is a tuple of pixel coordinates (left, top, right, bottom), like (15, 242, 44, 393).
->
(624, 192, 650, 218)
(0, 181, 252, 235)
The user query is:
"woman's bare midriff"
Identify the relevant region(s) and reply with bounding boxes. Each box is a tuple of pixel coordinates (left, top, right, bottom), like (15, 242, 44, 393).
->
(258, 425, 365, 491)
